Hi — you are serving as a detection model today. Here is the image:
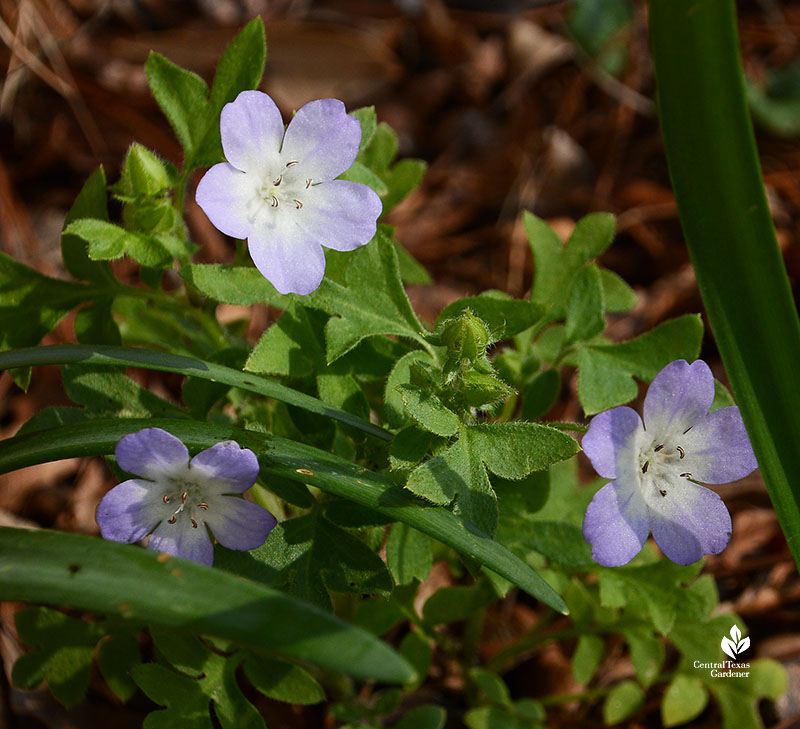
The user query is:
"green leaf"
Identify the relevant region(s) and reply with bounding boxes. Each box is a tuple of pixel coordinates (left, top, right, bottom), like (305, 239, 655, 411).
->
(63, 363, 188, 418)
(243, 655, 324, 705)
(199, 17, 266, 165)
(398, 384, 460, 436)
(133, 663, 211, 729)
(747, 61, 800, 138)
(527, 211, 616, 319)
(387, 522, 433, 585)
(74, 298, 121, 346)
(398, 631, 432, 690)
(351, 106, 378, 151)
(597, 561, 705, 634)
(360, 122, 398, 171)
(12, 607, 99, 707)
(422, 581, 496, 626)
(309, 231, 428, 362)
(242, 511, 392, 609)
(469, 422, 580, 480)
(97, 633, 141, 701)
(0, 528, 413, 683)
(565, 263, 605, 344)
(180, 264, 290, 307)
(339, 160, 389, 196)
(389, 425, 435, 471)
(393, 237, 432, 285)
(246, 301, 326, 378)
(707, 659, 787, 729)
(0, 418, 567, 613)
(624, 627, 664, 687)
(394, 705, 446, 729)
(599, 268, 637, 312)
(438, 292, 545, 340)
(576, 314, 704, 415)
(602, 680, 644, 725)
(662, 674, 708, 727)
(407, 423, 577, 535)
(0, 344, 390, 441)
(62, 167, 116, 285)
(521, 368, 561, 420)
(64, 219, 174, 268)
(145, 52, 210, 161)
(0, 254, 93, 388)
(516, 520, 593, 566)
(649, 0, 800, 571)
(571, 634, 605, 685)
(470, 667, 511, 706)
(382, 158, 427, 214)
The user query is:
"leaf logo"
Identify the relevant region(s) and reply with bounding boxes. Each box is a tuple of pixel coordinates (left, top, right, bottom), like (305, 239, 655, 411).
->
(721, 624, 750, 660)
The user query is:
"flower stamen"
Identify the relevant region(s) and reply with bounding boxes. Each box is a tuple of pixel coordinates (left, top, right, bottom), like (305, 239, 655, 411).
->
(191, 519, 199, 529)
(163, 495, 170, 503)
(294, 199, 303, 209)
(271, 195, 279, 208)
(677, 446, 685, 459)
(642, 461, 649, 474)
(197, 503, 209, 510)
(305, 178, 312, 189)
(659, 489, 667, 497)
(286, 160, 298, 167)
(654, 444, 664, 452)
(273, 173, 283, 186)
(679, 472, 692, 478)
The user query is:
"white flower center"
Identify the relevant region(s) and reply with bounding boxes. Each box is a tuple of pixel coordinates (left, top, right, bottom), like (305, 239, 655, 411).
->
(638, 426, 694, 498)
(258, 159, 312, 211)
(161, 478, 210, 530)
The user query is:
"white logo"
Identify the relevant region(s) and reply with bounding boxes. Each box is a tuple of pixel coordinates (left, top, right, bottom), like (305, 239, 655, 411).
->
(721, 625, 750, 660)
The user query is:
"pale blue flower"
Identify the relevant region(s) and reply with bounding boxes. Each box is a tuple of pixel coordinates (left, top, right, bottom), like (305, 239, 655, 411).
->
(96, 428, 276, 566)
(196, 90, 382, 295)
(582, 360, 757, 566)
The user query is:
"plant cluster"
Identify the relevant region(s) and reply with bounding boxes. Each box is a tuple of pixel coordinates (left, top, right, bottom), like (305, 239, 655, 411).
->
(0, 17, 786, 729)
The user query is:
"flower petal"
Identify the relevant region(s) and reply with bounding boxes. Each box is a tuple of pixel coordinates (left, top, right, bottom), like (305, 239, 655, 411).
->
(300, 180, 382, 252)
(643, 359, 714, 442)
(115, 428, 188, 480)
(204, 496, 277, 551)
(680, 406, 758, 484)
(96, 479, 166, 543)
(195, 163, 258, 239)
(280, 99, 361, 182)
(248, 221, 326, 295)
(220, 90, 284, 175)
(148, 519, 214, 566)
(189, 441, 260, 494)
(645, 479, 731, 565)
(582, 406, 643, 480)
(583, 480, 650, 566)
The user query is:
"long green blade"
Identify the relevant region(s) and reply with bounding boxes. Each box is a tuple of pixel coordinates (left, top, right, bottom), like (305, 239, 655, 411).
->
(649, 0, 800, 565)
(0, 344, 391, 442)
(0, 418, 567, 613)
(0, 527, 412, 682)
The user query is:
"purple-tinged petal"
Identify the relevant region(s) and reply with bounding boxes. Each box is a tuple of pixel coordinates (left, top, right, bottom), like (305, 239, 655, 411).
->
(148, 519, 214, 566)
(300, 180, 382, 252)
(645, 480, 731, 565)
(582, 406, 643, 480)
(189, 441, 260, 494)
(680, 407, 758, 484)
(280, 99, 361, 182)
(220, 90, 285, 175)
(204, 497, 276, 551)
(195, 163, 258, 239)
(643, 360, 714, 442)
(115, 428, 188, 480)
(96, 479, 165, 543)
(583, 481, 650, 566)
(248, 223, 326, 295)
